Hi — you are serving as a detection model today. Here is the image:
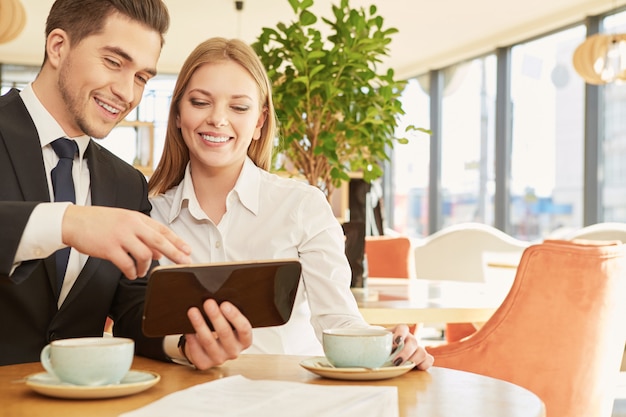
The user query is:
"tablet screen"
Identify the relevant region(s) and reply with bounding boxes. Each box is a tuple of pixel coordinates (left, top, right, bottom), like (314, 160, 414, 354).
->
(142, 259, 302, 337)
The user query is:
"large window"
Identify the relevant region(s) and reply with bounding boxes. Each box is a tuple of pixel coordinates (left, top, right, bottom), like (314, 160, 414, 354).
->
(602, 10, 626, 222)
(389, 17, 611, 240)
(509, 26, 586, 240)
(390, 78, 430, 237)
(440, 57, 497, 229)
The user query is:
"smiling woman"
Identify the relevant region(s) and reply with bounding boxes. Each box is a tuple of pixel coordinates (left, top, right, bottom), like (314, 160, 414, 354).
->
(144, 37, 435, 370)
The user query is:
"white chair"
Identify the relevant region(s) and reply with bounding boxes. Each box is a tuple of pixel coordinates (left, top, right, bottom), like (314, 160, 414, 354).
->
(413, 223, 531, 342)
(566, 222, 626, 243)
(414, 222, 530, 283)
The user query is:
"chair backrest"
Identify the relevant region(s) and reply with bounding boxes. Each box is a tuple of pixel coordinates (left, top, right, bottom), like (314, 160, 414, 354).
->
(427, 240, 626, 417)
(567, 222, 626, 243)
(413, 223, 530, 282)
(364, 235, 412, 278)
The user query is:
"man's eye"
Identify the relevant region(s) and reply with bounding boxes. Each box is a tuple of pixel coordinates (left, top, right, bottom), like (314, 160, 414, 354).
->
(136, 75, 148, 85)
(104, 58, 121, 68)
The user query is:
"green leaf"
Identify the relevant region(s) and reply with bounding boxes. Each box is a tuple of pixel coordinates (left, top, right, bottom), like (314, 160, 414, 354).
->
(255, 0, 419, 197)
(299, 10, 317, 26)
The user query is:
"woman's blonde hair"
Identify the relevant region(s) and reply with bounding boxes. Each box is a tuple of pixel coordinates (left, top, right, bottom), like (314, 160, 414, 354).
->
(148, 37, 276, 195)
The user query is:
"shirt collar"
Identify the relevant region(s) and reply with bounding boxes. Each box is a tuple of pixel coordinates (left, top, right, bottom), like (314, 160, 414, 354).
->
(166, 163, 196, 222)
(233, 157, 261, 216)
(167, 157, 262, 223)
(20, 83, 91, 159)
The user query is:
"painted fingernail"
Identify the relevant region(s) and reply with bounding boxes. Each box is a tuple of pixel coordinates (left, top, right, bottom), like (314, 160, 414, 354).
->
(394, 357, 403, 366)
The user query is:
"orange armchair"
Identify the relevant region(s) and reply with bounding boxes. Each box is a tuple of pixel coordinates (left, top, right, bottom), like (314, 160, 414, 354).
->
(364, 235, 412, 279)
(364, 235, 417, 334)
(427, 239, 626, 417)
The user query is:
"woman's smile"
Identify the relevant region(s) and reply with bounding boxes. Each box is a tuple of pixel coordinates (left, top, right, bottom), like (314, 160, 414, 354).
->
(200, 133, 232, 144)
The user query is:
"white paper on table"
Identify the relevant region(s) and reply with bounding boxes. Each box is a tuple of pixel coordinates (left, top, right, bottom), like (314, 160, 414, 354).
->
(119, 375, 398, 417)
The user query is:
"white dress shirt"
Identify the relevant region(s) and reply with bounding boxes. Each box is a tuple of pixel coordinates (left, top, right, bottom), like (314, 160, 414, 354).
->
(14, 84, 91, 307)
(150, 158, 371, 356)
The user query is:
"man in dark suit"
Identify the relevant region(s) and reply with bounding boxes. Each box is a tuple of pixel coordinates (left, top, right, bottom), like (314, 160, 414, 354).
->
(0, 0, 252, 368)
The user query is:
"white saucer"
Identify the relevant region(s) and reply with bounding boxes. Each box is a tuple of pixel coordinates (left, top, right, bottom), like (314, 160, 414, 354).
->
(300, 357, 415, 381)
(25, 370, 160, 399)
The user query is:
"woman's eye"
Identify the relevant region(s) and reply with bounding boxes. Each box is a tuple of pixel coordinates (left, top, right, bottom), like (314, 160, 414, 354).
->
(233, 106, 249, 112)
(191, 99, 209, 107)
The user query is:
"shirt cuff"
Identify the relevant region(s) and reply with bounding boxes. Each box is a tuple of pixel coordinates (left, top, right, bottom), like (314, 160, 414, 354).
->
(14, 202, 71, 264)
(163, 334, 194, 367)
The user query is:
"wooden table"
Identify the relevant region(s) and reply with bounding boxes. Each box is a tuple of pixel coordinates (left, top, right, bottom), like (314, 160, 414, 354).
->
(358, 278, 507, 326)
(1, 355, 545, 417)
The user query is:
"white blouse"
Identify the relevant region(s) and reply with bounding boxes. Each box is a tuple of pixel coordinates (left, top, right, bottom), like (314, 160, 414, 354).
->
(150, 158, 370, 355)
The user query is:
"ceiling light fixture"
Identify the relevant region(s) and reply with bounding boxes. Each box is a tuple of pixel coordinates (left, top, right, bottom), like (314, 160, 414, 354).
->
(234, 1, 244, 38)
(573, 33, 626, 84)
(0, 0, 27, 45)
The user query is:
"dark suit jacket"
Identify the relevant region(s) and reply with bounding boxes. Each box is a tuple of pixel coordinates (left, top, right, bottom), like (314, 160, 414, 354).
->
(0, 88, 167, 365)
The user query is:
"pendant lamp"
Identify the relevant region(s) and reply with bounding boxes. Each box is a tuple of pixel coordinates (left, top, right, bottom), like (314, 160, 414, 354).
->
(0, 0, 26, 45)
(573, 33, 626, 84)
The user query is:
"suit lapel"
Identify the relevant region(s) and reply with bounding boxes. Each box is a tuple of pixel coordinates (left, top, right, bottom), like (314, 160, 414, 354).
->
(0, 89, 51, 202)
(86, 140, 117, 206)
(0, 90, 56, 290)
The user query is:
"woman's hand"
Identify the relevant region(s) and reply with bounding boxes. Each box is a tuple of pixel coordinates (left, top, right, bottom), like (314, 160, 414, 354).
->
(386, 324, 435, 371)
(183, 299, 253, 370)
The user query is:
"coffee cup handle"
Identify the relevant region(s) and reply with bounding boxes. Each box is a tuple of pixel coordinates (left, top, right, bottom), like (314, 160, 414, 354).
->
(383, 339, 405, 367)
(40, 344, 56, 377)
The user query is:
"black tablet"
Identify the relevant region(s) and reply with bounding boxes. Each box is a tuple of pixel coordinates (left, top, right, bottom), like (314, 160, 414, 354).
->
(142, 259, 302, 337)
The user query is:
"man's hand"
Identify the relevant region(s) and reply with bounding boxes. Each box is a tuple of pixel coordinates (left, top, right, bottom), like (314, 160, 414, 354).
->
(62, 205, 192, 278)
(183, 299, 253, 370)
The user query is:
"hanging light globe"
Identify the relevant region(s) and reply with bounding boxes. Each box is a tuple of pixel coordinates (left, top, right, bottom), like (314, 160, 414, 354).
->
(0, 0, 27, 45)
(573, 33, 626, 85)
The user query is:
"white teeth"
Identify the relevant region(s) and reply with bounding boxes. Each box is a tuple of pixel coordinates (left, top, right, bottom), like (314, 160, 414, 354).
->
(95, 99, 121, 114)
(201, 134, 230, 143)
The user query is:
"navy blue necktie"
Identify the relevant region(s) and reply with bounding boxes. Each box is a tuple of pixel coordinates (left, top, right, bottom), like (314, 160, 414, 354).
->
(51, 138, 78, 293)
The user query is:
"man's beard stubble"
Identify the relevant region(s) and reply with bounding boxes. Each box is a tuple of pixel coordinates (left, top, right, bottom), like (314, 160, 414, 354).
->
(57, 59, 114, 140)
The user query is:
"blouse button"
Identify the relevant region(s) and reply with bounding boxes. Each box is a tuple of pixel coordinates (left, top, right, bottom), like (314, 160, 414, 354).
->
(215, 241, 222, 249)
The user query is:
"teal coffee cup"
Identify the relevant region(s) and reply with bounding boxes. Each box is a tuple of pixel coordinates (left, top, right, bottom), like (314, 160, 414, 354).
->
(322, 328, 403, 368)
(40, 337, 134, 386)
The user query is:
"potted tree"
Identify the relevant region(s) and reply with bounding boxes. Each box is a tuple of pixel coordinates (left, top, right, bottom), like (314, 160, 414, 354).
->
(252, 0, 427, 289)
